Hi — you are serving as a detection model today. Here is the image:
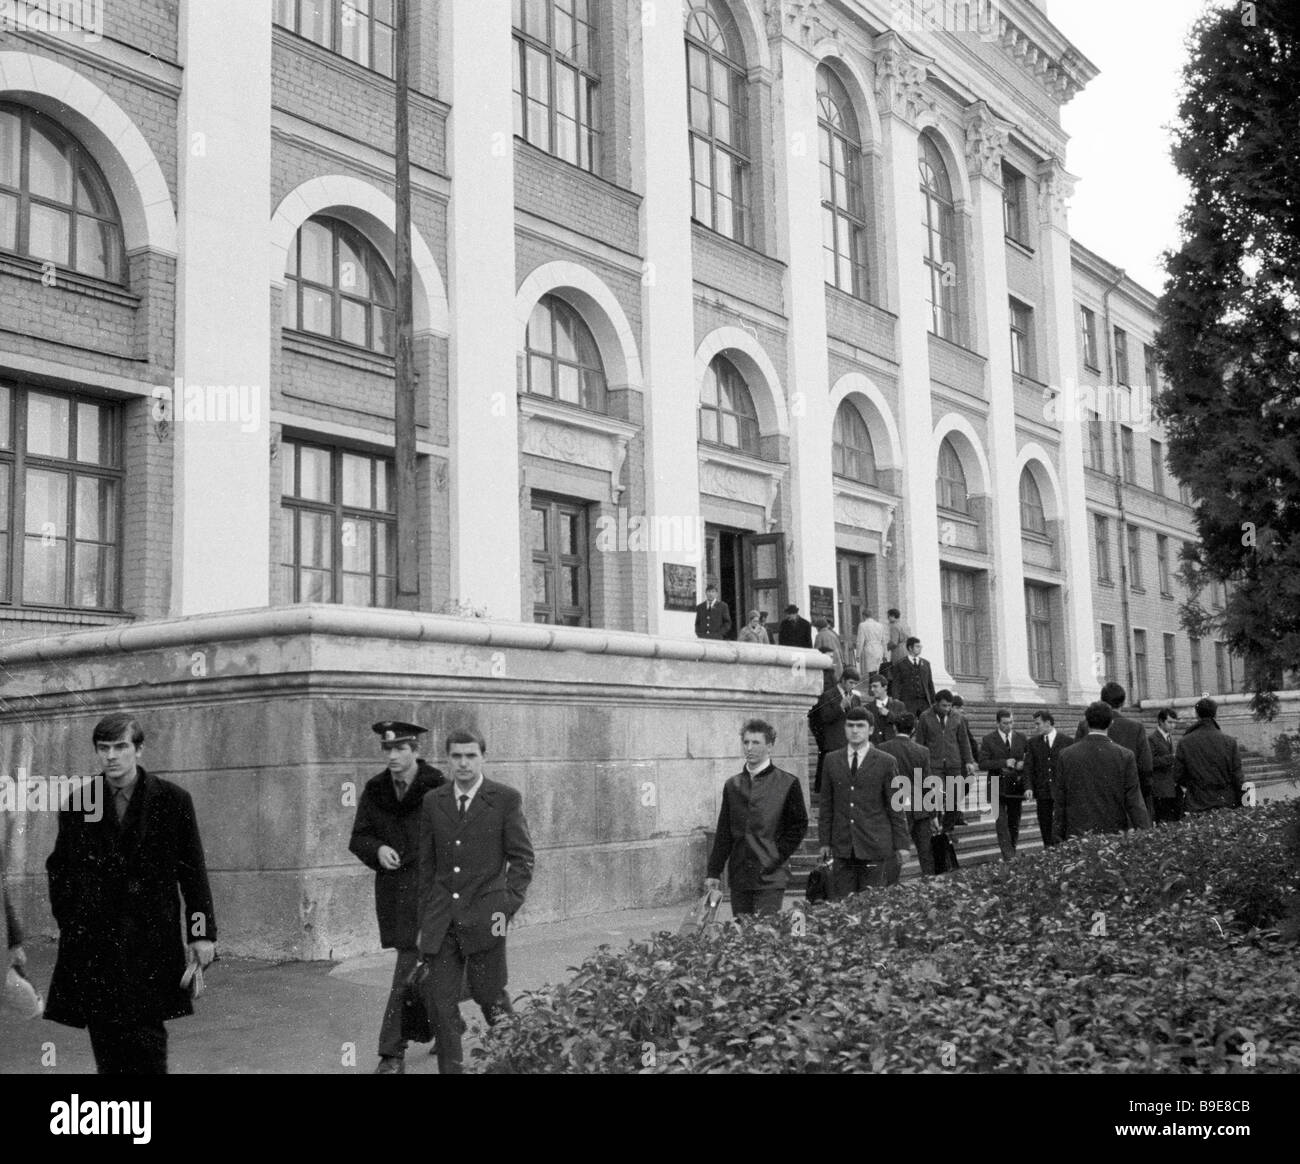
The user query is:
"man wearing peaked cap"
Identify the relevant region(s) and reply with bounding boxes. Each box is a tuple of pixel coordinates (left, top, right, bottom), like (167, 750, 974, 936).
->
(349, 720, 445, 1074)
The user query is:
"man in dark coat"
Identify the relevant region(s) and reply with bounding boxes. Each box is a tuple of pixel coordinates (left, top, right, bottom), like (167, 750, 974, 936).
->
(979, 710, 1029, 860)
(915, 690, 974, 829)
(1174, 698, 1244, 814)
(1024, 709, 1068, 846)
(891, 636, 937, 716)
(1053, 702, 1151, 843)
(818, 707, 911, 897)
(694, 583, 732, 640)
(808, 667, 861, 795)
(44, 713, 216, 1074)
(418, 728, 534, 1075)
(1074, 682, 1154, 820)
(863, 674, 907, 746)
(705, 719, 807, 916)
(349, 720, 445, 1073)
(777, 603, 813, 649)
(877, 713, 937, 878)
(1149, 708, 1183, 824)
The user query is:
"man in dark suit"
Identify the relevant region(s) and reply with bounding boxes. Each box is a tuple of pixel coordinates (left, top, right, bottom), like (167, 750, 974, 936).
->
(891, 636, 937, 717)
(349, 720, 446, 1074)
(863, 674, 907, 746)
(418, 728, 534, 1075)
(44, 713, 216, 1074)
(1053, 702, 1151, 843)
(818, 707, 911, 897)
(705, 719, 807, 917)
(979, 709, 1029, 860)
(1024, 709, 1068, 846)
(1174, 698, 1244, 814)
(915, 690, 975, 830)
(694, 583, 732, 640)
(877, 712, 937, 878)
(1149, 708, 1183, 824)
(808, 666, 861, 795)
(776, 603, 813, 649)
(1074, 682, 1154, 821)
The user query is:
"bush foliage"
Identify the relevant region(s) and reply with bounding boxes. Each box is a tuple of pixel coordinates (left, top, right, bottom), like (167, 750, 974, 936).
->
(476, 803, 1300, 1073)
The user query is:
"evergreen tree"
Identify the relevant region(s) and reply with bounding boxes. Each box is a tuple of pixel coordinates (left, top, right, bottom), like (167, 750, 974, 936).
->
(1156, 0, 1300, 718)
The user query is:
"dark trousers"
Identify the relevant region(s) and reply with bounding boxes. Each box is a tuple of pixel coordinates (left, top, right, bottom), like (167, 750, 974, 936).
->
(87, 1020, 168, 1075)
(425, 930, 511, 1075)
(1036, 798, 1056, 847)
(729, 886, 784, 916)
(1154, 793, 1185, 824)
(831, 858, 886, 899)
(995, 797, 1023, 860)
(377, 946, 420, 1059)
(910, 817, 936, 876)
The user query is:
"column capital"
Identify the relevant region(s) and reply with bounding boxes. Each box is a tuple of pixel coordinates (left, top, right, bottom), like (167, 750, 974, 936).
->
(1037, 154, 1078, 228)
(963, 100, 1012, 184)
(871, 31, 935, 126)
(763, 0, 839, 52)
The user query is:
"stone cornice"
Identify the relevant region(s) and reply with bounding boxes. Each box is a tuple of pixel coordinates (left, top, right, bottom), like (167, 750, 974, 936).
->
(763, 0, 841, 50)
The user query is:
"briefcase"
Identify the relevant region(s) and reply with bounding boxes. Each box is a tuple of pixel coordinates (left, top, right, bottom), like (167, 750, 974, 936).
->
(805, 861, 831, 904)
(678, 890, 723, 936)
(400, 959, 434, 1044)
(931, 832, 959, 874)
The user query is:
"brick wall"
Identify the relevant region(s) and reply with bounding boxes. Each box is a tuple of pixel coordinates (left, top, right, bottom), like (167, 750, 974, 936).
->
(514, 142, 641, 253)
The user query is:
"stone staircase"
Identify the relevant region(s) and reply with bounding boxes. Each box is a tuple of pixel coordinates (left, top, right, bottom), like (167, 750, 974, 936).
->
(788, 698, 1298, 893)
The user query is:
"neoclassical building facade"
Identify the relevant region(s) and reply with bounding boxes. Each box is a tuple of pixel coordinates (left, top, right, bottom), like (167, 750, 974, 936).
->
(0, 0, 1205, 705)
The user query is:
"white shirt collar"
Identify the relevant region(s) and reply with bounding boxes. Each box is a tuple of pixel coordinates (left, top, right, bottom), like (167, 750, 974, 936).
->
(1045, 729, 1056, 746)
(452, 774, 484, 810)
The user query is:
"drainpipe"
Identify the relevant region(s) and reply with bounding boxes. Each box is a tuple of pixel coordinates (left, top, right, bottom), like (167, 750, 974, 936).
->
(1101, 266, 1135, 701)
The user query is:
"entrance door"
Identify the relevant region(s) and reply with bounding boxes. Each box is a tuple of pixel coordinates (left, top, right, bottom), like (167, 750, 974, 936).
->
(704, 525, 787, 638)
(744, 533, 786, 629)
(836, 551, 873, 644)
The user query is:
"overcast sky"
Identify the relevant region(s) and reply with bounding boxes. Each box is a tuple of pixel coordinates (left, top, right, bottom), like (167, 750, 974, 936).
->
(1050, 0, 1212, 296)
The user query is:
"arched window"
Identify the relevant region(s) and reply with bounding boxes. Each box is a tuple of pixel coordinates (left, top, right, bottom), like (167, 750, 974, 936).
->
(524, 294, 608, 412)
(512, 0, 599, 171)
(0, 103, 125, 283)
(832, 401, 877, 486)
(283, 216, 395, 355)
(937, 437, 968, 514)
(685, 1, 749, 244)
(1019, 468, 1047, 534)
(919, 134, 959, 343)
(699, 355, 759, 455)
(817, 66, 868, 299)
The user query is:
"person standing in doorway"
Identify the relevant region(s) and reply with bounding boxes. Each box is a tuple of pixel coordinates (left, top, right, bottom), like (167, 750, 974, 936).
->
(694, 583, 732, 641)
(777, 604, 813, 649)
(855, 610, 888, 686)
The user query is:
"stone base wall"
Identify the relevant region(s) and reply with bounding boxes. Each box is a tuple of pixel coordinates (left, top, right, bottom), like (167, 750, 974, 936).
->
(0, 607, 824, 960)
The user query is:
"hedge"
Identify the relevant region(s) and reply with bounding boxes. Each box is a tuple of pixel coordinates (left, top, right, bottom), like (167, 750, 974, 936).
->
(475, 802, 1300, 1073)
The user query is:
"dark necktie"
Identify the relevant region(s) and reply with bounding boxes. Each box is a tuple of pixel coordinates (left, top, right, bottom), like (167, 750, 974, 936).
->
(458, 794, 468, 821)
(394, 780, 407, 801)
(850, 751, 859, 779)
(114, 788, 129, 822)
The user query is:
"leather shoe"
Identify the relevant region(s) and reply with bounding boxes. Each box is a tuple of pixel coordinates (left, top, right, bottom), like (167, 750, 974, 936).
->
(374, 1056, 405, 1074)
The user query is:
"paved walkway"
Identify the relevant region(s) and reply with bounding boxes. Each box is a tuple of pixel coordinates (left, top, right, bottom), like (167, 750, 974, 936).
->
(0, 903, 695, 1074)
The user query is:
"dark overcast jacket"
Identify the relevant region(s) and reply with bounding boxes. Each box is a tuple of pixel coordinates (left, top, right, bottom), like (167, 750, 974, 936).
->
(708, 764, 807, 892)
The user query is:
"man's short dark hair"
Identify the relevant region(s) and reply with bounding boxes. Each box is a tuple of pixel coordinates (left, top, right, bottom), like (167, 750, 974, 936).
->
(1195, 697, 1218, 720)
(92, 713, 144, 748)
(867, 673, 886, 688)
(935, 689, 954, 704)
(895, 712, 916, 735)
(906, 636, 921, 649)
(1157, 707, 1179, 725)
(741, 718, 776, 745)
(784, 604, 799, 615)
(845, 705, 872, 723)
(705, 583, 718, 593)
(840, 666, 860, 682)
(1033, 710, 1055, 726)
(445, 728, 487, 756)
(995, 708, 1011, 723)
(950, 694, 965, 708)
(1099, 681, 1126, 708)
(887, 608, 901, 620)
(1084, 701, 1115, 730)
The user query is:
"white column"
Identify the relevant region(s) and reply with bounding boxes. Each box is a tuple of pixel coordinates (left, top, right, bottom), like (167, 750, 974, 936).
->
(1038, 155, 1095, 704)
(965, 103, 1040, 702)
(770, 31, 837, 618)
(172, 1, 272, 613)
(443, 0, 520, 619)
(631, 1, 700, 637)
(874, 35, 952, 687)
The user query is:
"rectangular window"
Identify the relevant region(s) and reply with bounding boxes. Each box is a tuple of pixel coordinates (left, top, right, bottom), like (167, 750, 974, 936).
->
(0, 384, 122, 610)
(1080, 305, 1099, 370)
(1190, 636, 1203, 694)
(1121, 426, 1136, 483)
(1164, 633, 1177, 697)
(274, 0, 396, 78)
(1180, 480, 1193, 506)
(1087, 412, 1105, 472)
(1009, 297, 1033, 378)
(1144, 342, 1159, 389)
(1002, 164, 1026, 243)
(1215, 641, 1229, 694)
(531, 493, 590, 626)
(1133, 629, 1148, 702)
(1025, 583, 1055, 682)
(1157, 534, 1171, 595)
(1094, 513, 1112, 583)
(1150, 439, 1165, 495)
(281, 438, 396, 606)
(940, 567, 980, 677)
(1114, 326, 1130, 384)
(1101, 622, 1116, 684)
(1127, 524, 1143, 590)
